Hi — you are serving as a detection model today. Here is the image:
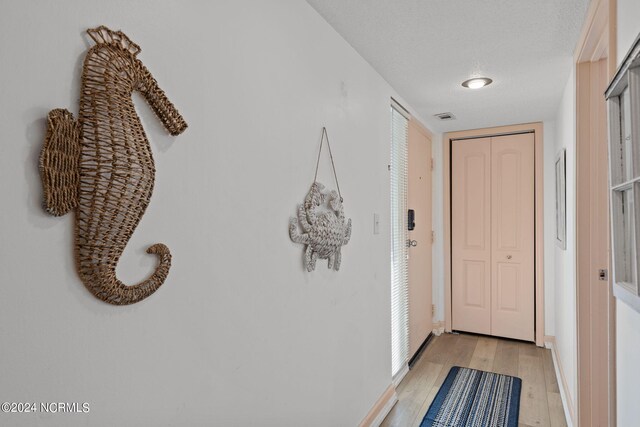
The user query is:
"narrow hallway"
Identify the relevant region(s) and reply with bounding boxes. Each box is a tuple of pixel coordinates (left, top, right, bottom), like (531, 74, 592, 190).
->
(382, 334, 566, 427)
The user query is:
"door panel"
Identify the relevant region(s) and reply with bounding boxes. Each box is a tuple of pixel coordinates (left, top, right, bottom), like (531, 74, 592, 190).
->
(408, 121, 432, 357)
(495, 263, 519, 311)
(490, 133, 535, 341)
(452, 138, 492, 335)
(463, 260, 487, 307)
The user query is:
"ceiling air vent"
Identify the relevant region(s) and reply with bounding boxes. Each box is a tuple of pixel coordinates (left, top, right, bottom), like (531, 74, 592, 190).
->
(434, 112, 456, 121)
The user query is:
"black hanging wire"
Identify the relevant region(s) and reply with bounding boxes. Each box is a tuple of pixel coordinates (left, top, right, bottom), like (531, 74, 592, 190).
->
(313, 127, 343, 202)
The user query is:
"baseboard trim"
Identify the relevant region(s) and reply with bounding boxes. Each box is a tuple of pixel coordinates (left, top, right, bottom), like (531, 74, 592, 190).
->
(409, 333, 433, 368)
(544, 336, 576, 427)
(358, 385, 398, 427)
(392, 364, 409, 387)
(432, 321, 445, 336)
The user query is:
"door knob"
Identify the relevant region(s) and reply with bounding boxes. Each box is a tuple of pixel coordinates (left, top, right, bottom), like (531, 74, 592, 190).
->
(506, 255, 512, 259)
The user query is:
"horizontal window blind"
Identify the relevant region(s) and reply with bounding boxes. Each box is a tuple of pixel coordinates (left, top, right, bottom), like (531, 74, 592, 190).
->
(390, 105, 409, 377)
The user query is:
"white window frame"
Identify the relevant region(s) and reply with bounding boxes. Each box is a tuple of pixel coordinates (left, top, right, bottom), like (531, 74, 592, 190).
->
(605, 32, 640, 312)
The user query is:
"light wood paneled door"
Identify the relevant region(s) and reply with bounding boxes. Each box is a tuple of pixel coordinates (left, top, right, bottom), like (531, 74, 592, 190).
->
(408, 120, 433, 357)
(452, 134, 535, 341)
(491, 134, 535, 341)
(452, 138, 492, 335)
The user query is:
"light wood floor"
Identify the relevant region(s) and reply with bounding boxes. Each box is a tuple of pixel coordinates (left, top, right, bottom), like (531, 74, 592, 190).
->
(381, 333, 567, 427)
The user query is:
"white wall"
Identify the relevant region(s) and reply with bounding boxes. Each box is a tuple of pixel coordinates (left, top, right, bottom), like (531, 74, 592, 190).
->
(616, 1, 640, 425)
(617, 0, 640, 65)
(616, 302, 640, 426)
(0, 1, 428, 425)
(543, 120, 557, 338)
(550, 70, 578, 416)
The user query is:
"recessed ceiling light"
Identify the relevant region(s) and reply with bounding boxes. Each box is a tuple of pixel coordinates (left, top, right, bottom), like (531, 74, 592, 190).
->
(462, 77, 493, 89)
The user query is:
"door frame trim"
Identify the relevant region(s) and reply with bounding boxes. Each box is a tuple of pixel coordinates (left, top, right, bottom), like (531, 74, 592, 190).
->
(574, 0, 617, 425)
(443, 122, 544, 347)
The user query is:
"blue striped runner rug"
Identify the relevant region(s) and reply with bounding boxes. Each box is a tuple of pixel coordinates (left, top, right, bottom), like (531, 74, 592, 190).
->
(419, 366, 522, 427)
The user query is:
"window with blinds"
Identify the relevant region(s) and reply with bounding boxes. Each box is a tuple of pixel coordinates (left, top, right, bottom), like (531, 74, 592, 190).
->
(390, 104, 409, 377)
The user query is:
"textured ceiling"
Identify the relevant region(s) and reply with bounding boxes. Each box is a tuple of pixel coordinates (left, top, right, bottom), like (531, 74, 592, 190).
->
(306, 0, 590, 133)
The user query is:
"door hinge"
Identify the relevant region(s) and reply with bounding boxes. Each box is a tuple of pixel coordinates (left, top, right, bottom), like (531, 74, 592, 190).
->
(431, 158, 434, 171)
(432, 304, 435, 317)
(431, 230, 435, 243)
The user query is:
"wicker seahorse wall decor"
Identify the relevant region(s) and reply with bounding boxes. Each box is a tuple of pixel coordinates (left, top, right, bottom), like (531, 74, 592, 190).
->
(38, 26, 188, 305)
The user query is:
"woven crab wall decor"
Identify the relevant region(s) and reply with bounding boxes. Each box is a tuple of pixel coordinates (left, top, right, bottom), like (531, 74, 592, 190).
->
(289, 182, 352, 271)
